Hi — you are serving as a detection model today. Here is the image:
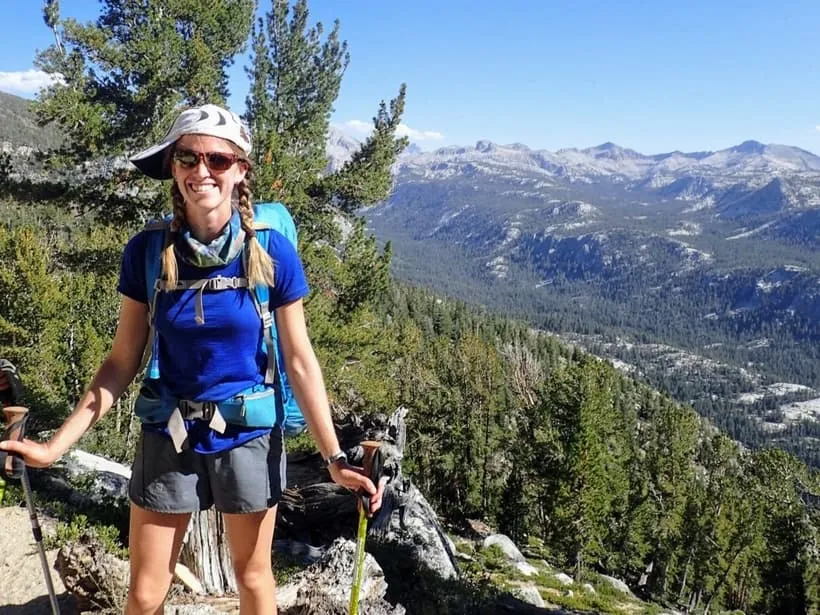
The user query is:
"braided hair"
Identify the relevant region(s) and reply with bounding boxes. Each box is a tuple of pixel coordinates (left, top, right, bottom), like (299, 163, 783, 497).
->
(159, 141, 275, 288)
(236, 166, 275, 287)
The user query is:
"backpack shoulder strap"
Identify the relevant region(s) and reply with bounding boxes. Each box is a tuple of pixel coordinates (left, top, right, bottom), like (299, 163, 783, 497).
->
(246, 202, 298, 386)
(140, 219, 170, 380)
(252, 201, 298, 248)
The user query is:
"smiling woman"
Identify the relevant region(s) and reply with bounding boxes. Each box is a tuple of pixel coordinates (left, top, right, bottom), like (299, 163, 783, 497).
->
(0, 103, 386, 615)
(169, 134, 250, 240)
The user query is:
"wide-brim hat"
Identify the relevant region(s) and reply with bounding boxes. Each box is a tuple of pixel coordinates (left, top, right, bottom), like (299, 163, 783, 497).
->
(130, 104, 252, 180)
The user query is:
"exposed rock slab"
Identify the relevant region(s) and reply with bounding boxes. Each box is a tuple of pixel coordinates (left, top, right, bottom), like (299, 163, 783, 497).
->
(277, 538, 404, 615)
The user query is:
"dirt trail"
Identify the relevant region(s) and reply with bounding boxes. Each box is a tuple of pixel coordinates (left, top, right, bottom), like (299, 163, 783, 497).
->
(0, 505, 74, 614)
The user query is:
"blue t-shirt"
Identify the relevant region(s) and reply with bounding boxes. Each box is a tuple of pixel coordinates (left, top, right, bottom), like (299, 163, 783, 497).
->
(118, 228, 309, 453)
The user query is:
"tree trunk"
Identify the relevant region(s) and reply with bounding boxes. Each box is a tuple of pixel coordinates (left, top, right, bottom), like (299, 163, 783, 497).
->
(179, 509, 237, 594)
(678, 548, 693, 605)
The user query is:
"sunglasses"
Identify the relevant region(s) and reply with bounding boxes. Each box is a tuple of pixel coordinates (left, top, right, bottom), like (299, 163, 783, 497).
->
(172, 149, 244, 172)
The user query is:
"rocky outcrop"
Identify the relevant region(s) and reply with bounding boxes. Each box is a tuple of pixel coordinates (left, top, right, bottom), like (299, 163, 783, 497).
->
(278, 538, 404, 615)
(55, 536, 129, 613)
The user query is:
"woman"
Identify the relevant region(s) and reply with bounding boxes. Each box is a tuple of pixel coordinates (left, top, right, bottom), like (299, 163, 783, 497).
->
(0, 104, 384, 615)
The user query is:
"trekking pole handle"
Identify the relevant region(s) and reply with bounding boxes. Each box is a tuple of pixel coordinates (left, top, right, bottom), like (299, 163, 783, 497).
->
(2, 406, 30, 481)
(361, 440, 381, 476)
(359, 440, 382, 512)
(2, 406, 29, 436)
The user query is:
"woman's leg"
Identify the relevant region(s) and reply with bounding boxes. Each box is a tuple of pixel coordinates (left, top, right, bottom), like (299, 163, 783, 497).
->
(223, 506, 278, 615)
(125, 503, 191, 615)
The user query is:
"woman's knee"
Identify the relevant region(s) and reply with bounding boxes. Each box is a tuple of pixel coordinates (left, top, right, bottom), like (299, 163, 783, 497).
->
(233, 557, 275, 593)
(127, 574, 172, 613)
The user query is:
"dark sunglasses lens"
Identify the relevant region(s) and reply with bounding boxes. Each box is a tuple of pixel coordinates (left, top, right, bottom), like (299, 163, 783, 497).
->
(173, 150, 199, 168)
(205, 152, 236, 171)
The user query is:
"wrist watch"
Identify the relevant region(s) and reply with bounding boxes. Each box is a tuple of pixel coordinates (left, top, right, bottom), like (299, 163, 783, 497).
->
(326, 450, 348, 466)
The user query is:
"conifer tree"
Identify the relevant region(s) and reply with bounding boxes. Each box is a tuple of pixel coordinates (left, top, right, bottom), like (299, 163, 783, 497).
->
(33, 0, 255, 219)
(245, 0, 408, 235)
(543, 358, 629, 575)
(245, 0, 348, 214)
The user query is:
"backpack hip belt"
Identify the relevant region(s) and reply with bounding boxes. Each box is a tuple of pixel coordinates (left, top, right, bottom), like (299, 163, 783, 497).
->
(136, 385, 280, 453)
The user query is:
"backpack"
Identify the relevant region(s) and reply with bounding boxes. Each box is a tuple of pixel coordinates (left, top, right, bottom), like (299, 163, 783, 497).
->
(138, 202, 306, 436)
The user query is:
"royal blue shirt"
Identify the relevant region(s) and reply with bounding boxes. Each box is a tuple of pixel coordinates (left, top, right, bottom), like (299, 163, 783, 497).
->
(118, 228, 309, 453)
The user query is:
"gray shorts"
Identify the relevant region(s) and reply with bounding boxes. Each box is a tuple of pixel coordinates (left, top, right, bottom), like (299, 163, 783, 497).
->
(129, 428, 286, 514)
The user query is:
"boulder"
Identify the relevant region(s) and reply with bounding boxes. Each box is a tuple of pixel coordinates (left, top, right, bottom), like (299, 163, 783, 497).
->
(554, 572, 573, 586)
(370, 477, 459, 581)
(513, 584, 545, 607)
(465, 518, 493, 539)
(600, 574, 633, 596)
(482, 534, 526, 563)
(277, 538, 404, 615)
(514, 561, 539, 577)
(55, 535, 129, 613)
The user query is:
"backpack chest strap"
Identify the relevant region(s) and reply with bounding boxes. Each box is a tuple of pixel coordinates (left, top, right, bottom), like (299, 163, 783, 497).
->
(153, 276, 248, 325)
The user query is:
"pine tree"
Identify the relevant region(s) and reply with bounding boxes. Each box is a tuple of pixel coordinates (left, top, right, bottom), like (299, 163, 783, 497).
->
(245, 0, 408, 236)
(33, 0, 255, 220)
(542, 358, 629, 576)
(244, 0, 349, 215)
(328, 84, 410, 212)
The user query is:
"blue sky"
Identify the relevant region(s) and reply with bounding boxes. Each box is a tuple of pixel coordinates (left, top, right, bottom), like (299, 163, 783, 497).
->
(2, 0, 820, 155)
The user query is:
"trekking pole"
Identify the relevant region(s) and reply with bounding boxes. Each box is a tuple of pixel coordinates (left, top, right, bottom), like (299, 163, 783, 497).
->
(1, 361, 61, 615)
(348, 440, 382, 615)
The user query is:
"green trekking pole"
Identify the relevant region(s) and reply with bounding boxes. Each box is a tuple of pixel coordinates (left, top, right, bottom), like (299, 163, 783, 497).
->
(349, 440, 382, 615)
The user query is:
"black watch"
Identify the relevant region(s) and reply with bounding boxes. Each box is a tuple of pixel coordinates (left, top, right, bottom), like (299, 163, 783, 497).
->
(326, 451, 348, 466)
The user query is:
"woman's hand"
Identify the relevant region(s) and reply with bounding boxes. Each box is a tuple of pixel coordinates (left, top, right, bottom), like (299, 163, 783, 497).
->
(0, 438, 60, 469)
(328, 461, 389, 517)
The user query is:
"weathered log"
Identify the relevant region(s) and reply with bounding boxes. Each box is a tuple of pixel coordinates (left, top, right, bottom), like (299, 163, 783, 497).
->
(179, 508, 236, 595)
(277, 406, 460, 612)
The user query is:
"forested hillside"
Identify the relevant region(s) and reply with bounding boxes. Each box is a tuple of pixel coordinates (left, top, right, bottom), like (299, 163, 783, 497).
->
(365, 140, 820, 469)
(0, 90, 62, 150)
(0, 1, 818, 613)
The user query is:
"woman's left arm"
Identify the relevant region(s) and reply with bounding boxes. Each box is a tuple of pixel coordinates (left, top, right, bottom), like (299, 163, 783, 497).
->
(275, 298, 386, 513)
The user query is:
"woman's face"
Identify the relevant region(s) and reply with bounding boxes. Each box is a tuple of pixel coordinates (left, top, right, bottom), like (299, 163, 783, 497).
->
(171, 134, 248, 218)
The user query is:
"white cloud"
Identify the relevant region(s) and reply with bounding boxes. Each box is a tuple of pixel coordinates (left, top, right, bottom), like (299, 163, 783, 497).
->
(341, 119, 444, 142)
(0, 70, 64, 96)
(396, 123, 444, 142)
(343, 120, 372, 134)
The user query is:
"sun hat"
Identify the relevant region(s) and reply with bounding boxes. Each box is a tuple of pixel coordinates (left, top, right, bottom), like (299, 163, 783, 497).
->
(130, 104, 252, 180)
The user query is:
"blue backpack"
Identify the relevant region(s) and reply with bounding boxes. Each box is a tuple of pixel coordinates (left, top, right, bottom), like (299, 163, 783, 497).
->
(139, 202, 306, 436)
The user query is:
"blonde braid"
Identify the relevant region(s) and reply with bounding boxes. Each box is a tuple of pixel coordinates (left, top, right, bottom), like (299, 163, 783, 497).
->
(161, 183, 186, 287)
(237, 173, 275, 288)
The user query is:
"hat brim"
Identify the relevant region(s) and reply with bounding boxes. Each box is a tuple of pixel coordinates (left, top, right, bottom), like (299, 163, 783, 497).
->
(130, 140, 175, 180)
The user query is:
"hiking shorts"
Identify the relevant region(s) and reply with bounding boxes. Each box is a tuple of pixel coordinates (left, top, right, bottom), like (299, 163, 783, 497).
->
(128, 428, 286, 514)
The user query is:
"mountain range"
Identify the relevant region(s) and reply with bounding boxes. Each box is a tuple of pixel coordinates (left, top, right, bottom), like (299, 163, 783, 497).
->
(360, 136, 820, 465)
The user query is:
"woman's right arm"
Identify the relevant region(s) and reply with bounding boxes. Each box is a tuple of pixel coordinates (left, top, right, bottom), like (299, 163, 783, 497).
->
(0, 296, 148, 467)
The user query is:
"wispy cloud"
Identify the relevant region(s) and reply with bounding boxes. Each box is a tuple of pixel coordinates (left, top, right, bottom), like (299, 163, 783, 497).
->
(341, 119, 444, 142)
(396, 124, 445, 142)
(0, 70, 64, 96)
(343, 120, 372, 134)
(815, 125, 820, 132)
